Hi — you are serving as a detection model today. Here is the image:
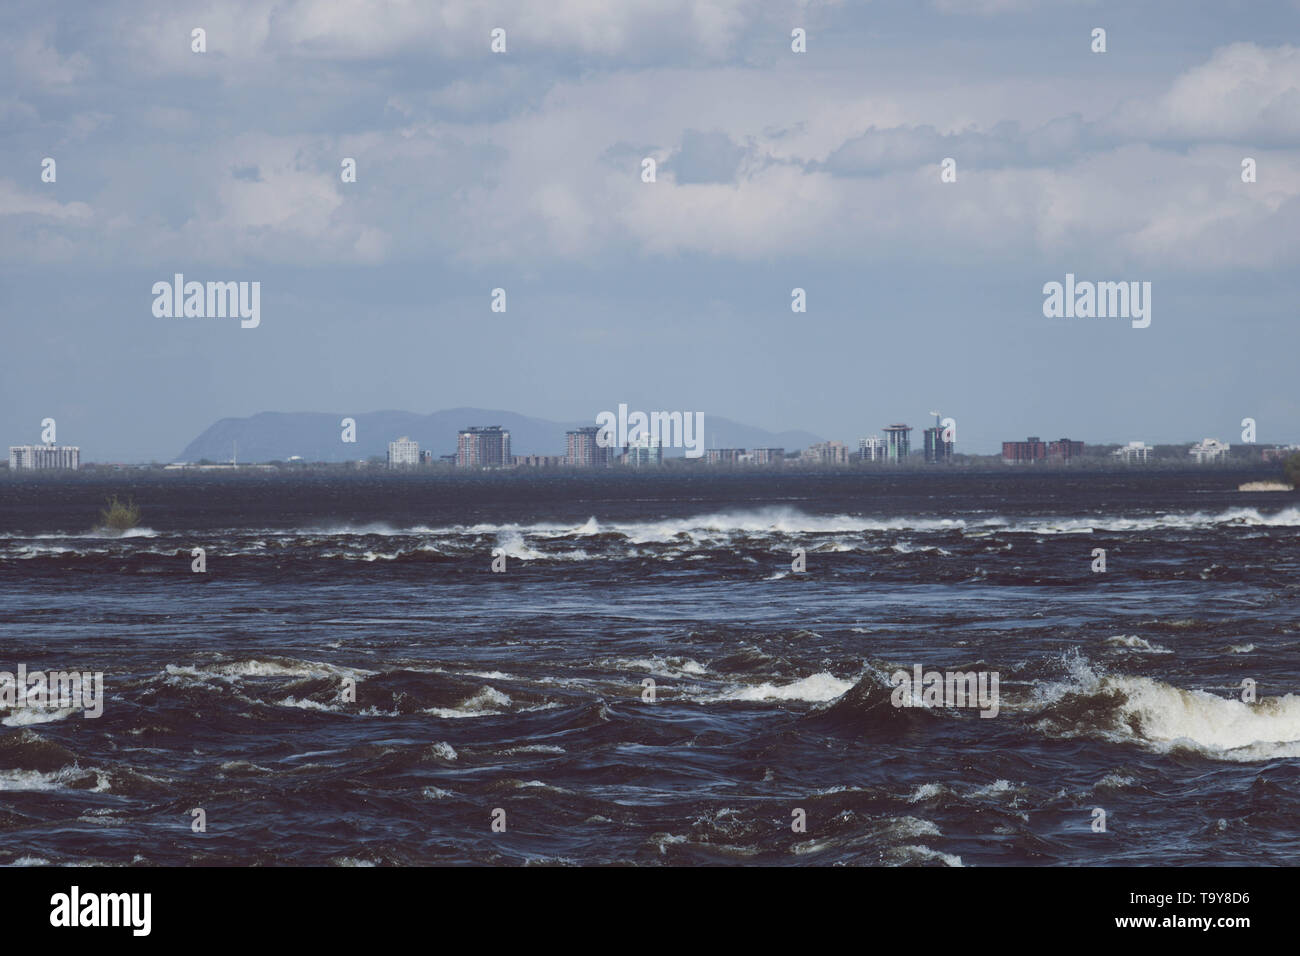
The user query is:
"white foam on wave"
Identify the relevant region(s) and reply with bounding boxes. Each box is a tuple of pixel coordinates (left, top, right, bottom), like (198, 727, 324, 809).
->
(887, 844, 964, 867)
(1, 707, 77, 727)
(604, 656, 708, 678)
(1016, 507, 1300, 534)
(0, 766, 108, 792)
(275, 696, 340, 712)
(424, 685, 512, 719)
(908, 783, 946, 803)
(1109, 676, 1300, 758)
(1034, 655, 1300, 761)
(1094, 773, 1135, 790)
(1104, 635, 1172, 654)
(292, 504, 1300, 546)
(908, 779, 1016, 803)
(706, 672, 855, 703)
(494, 530, 545, 561)
(891, 540, 952, 554)
(18, 505, 1295, 554)
(165, 658, 375, 681)
(318, 508, 972, 542)
(618, 508, 969, 542)
(428, 741, 458, 761)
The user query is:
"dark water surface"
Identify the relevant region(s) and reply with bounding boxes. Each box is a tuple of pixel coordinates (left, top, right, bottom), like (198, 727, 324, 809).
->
(1, 470, 1297, 865)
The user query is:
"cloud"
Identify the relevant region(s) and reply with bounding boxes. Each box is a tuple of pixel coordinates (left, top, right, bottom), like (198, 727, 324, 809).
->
(115, 0, 771, 66)
(1109, 43, 1300, 144)
(670, 129, 749, 183)
(0, 180, 93, 220)
(6, 28, 92, 86)
(930, 0, 1056, 14)
(1, 1, 1297, 278)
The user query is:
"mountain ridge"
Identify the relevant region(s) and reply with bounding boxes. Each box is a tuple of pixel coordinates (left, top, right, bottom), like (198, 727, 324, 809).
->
(177, 408, 824, 462)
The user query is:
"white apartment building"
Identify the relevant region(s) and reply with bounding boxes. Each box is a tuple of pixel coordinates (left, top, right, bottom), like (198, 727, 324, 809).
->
(859, 436, 887, 462)
(387, 436, 420, 468)
(1113, 441, 1152, 464)
(1189, 438, 1230, 463)
(9, 444, 80, 471)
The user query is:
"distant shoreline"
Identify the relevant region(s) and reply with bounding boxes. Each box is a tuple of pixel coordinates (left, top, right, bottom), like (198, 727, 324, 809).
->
(1, 462, 1289, 483)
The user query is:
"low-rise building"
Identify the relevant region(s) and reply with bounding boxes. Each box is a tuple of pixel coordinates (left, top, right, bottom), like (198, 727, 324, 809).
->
(9, 444, 80, 471)
(1262, 445, 1300, 462)
(801, 441, 850, 465)
(706, 448, 747, 465)
(513, 454, 563, 468)
(1049, 438, 1085, 462)
(1190, 438, 1230, 463)
(1002, 437, 1047, 464)
(1113, 441, 1152, 464)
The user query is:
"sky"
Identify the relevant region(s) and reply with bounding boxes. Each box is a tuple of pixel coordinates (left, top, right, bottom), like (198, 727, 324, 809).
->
(2, 0, 1299, 461)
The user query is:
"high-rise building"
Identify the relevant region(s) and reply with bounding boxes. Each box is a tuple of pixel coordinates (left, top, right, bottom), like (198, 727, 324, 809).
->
(859, 436, 887, 462)
(624, 436, 663, 467)
(456, 426, 511, 467)
(921, 412, 954, 463)
(749, 448, 784, 466)
(387, 436, 419, 468)
(883, 425, 912, 463)
(8, 445, 80, 471)
(565, 426, 608, 467)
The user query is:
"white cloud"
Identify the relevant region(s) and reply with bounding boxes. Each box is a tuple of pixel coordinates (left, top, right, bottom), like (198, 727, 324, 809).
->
(1111, 43, 1300, 142)
(7, 28, 91, 86)
(3, 11, 1297, 276)
(0, 180, 93, 220)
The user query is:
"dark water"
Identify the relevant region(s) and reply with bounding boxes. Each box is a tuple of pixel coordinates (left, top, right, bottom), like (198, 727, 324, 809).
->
(1, 470, 1297, 866)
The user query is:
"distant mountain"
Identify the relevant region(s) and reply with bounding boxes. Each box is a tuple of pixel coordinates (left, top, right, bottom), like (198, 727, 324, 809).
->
(176, 408, 823, 463)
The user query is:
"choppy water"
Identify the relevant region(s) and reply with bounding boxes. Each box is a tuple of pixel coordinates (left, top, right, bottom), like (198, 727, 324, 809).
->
(1, 471, 1297, 865)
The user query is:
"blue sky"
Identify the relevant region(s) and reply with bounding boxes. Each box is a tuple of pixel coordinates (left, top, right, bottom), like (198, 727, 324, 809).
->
(2, 0, 1299, 460)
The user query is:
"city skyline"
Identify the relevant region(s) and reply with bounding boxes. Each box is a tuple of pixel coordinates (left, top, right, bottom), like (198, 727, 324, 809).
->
(8, 405, 1293, 468)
